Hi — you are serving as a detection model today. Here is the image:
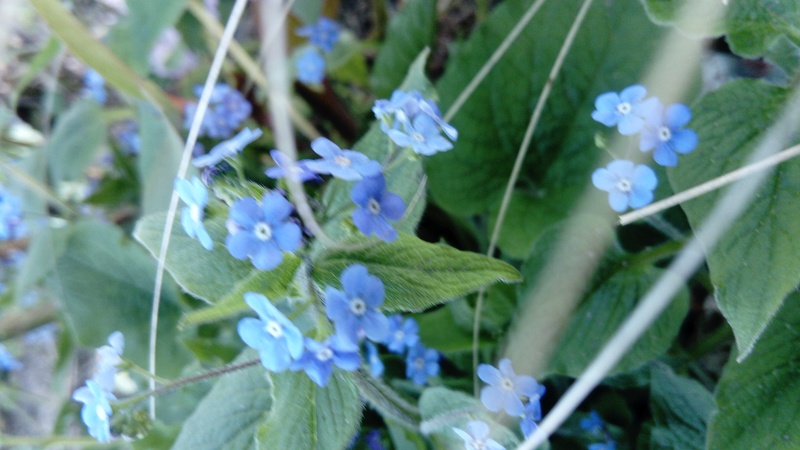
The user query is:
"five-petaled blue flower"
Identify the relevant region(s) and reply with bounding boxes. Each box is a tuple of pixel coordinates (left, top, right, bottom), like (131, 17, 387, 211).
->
(452, 420, 506, 450)
(477, 358, 542, 416)
(296, 47, 326, 84)
(387, 114, 454, 156)
(304, 137, 381, 180)
(296, 17, 341, 53)
(520, 392, 546, 437)
(364, 341, 384, 378)
(580, 410, 606, 435)
(291, 336, 361, 387)
(591, 85, 660, 135)
(192, 127, 263, 168)
(383, 314, 419, 354)
(265, 150, 320, 183)
(591, 160, 657, 213)
(373, 90, 458, 143)
(175, 176, 213, 250)
(639, 102, 698, 167)
(226, 191, 302, 271)
(351, 174, 405, 242)
(405, 342, 439, 386)
(237, 292, 304, 372)
(73, 379, 116, 443)
(93, 331, 124, 392)
(325, 264, 390, 348)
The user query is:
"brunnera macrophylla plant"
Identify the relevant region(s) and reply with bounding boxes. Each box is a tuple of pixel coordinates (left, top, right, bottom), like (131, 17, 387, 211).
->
(7, 0, 800, 449)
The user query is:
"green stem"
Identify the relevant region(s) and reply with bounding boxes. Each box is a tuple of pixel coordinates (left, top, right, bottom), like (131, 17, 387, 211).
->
(0, 435, 102, 447)
(625, 239, 685, 269)
(0, 158, 77, 218)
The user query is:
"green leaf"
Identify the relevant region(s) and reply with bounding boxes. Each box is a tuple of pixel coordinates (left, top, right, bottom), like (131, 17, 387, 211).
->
(137, 103, 185, 215)
(649, 362, 714, 450)
(370, 0, 436, 98)
(427, 0, 681, 216)
(172, 351, 271, 450)
(546, 265, 689, 377)
(668, 80, 800, 358)
(46, 100, 106, 189)
(106, 0, 188, 75)
(387, 419, 427, 450)
(707, 293, 800, 450)
(133, 213, 301, 311)
(642, 0, 800, 58)
(53, 220, 189, 377)
(255, 369, 362, 450)
(313, 233, 522, 312)
(353, 370, 420, 430)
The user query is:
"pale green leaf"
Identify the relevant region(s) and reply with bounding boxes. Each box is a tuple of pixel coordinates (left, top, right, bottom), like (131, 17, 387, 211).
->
(137, 103, 185, 215)
(46, 100, 106, 189)
(649, 362, 714, 450)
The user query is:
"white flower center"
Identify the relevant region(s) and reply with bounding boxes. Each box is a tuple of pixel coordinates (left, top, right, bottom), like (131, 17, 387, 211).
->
(190, 204, 202, 223)
(350, 298, 367, 316)
(394, 330, 405, 342)
(316, 347, 334, 362)
(473, 439, 487, 450)
(367, 198, 381, 215)
(414, 357, 425, 369)
(265, 320, 283, 338)
(96, 405, 108, 421)
(412, 131, 425, 142)
(616, 178, 632, 193)
(254, 222, 273, 241)
(658, 126, 672, 142)
(335, 155, 352, 167)
(616, 102, 632, 115)
(501, 377, 515, 391)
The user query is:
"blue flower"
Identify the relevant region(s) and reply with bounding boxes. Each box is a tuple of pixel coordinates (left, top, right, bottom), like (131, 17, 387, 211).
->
(325, 264, 390, 348)
(192, 127, 263, 168)
(237, 292, 304, 371)
(405, 342, 439, 385)
(296, 17, 341, 53)
(265, 150, 320, 183)
(373, 90, 457, 142)
(383, 314, 419, 354)
(83, 69, 107, 104)
(0, 188, 26, 241)
(93, 331, 124, 392)
(591, 85, 661, 135)
(591, 160, 657, 213)
(295, 47, 326, 84)
(184, 83, 252, 139)
(364, 341, 384, 378)
(520, 393, 546, 437)
(365, 429, 386, 450)
(387, 114, 453, 156)
(73, 380, 116, 443)
(0, 344, 21, 371)
(351, 174, 405, 242)
(452, 420, 506, 450)
(639, 103, 698, 167)
(291, 336, 361, 387)
(580, 410, 606, 435)
(226, 191, 302, 270)
(589, 441, 617, 450)
(304, 137, 381, 180)
(477, 358, 542, 416)
(175, 176, 213, 250)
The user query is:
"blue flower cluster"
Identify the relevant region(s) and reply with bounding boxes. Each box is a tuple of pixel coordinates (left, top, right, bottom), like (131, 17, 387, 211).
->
(83, 69, 107, 104)
(183, 83, 252, 139)
(373, 90, 458, 156)
(590, 85, 698, 212)
(72, 331, 125, 443)
(294, 17, 341, 84)
(581, 411, 617, 450)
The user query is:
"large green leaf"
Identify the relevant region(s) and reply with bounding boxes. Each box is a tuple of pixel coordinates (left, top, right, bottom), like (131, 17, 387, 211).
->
(649, 362, 714, 450)
(427, 0, 678, 217)
(668, 80, 800, 358)
(106, 0, 188, 75)
(642, 0, 800, 58)
(312, 233, 522, 312)
(255, 370, 362, 450)
(707, 293, 800, 450)
(54, 220, 189, 377)
(370, 0, 436, 98)
(172, 351, 270, 450)
(46, 100, 106, 190)
(138, 103, 185, 215)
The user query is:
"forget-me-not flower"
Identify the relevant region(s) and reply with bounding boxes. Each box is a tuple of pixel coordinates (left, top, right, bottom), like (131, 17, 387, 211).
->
(192, 127, 263, 168)
(238, 292, 304, 372)
(296, 17, 341, 53)
(83, 69, 107, 104)
(639, 102, 698, 167)
(351, 174, 405, 242)
(291, 336, 361, 387)
(477, 358, 542, 416)
(405, 342, 439, 386)
(592, 160, 657, 213)
(589, 441, 617, 450)
(184, 83, 252, 139)
(296, 47, 326, 84)
(325, 264, 390, 348)
(387, 114, 453, 156)
(580, 410, 606, 435)
(383, 314, 419, 354)
(265, 150, 320, 183)
(452, 420, 505, 450)
(175, 176, 213, 250)
(93, 331, 124, 392)
(364, 341, 384, 378)
(73, 379, 116, 443)
(304, 137, 381, 180)
(520, 393, 546, 437)
(591, 85, 660, 135)
(226, 191, 302, 271)
(373, 90, 457, 143)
